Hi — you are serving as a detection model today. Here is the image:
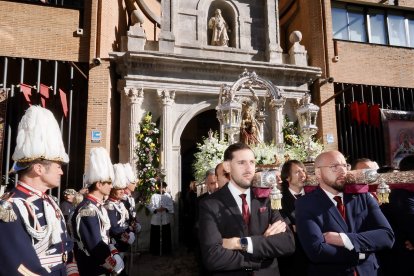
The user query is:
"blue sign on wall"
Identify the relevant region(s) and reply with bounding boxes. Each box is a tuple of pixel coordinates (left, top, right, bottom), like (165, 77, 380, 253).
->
(91, 130, 102, 143)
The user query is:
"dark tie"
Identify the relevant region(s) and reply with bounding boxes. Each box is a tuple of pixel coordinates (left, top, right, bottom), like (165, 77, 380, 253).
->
(294, 194, 302, 198)
(239, 194, 250, 226)
(333, 196, 346, 220)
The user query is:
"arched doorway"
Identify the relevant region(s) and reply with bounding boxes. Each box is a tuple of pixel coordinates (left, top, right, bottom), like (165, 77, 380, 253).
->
(179, 109, 219, 248)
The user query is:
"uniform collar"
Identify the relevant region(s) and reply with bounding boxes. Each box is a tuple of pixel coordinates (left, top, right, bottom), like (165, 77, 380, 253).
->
(86, 194, 105, 205)
(16, 181, 46, 198)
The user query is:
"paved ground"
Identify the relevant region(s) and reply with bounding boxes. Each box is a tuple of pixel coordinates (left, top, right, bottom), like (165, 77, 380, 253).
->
(126, 247, 199, 276)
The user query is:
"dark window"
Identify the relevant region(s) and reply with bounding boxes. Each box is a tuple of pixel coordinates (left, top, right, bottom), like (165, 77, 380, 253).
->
(331, 1, 414, 48)
(6, 0, 83, 9)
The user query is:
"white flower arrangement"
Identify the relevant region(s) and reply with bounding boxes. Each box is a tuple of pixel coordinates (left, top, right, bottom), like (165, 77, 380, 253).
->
(193, 131, 228, 183)
(251, 143, 284, 166)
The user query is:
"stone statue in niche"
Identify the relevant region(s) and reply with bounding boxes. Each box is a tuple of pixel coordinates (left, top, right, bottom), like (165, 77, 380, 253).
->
(208, 9, 230, 46)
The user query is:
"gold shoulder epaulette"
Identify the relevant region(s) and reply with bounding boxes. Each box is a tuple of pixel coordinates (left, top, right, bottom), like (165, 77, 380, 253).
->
(0, 193, 17, 222)
(79, 202, 97, 217)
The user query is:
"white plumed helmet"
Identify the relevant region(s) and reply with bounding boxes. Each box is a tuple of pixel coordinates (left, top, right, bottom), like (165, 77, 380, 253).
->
(123, 163, 138, 184)
(84, 147, 114, 185)
(11, 106, 69, 172)
(112, 163, 128, 189)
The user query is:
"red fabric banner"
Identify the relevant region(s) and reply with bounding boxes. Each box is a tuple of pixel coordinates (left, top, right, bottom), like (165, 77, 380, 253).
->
(369, 104, 381, 128)
(39, 84, 50, 107)
(20, 83, 32, 105)
(59, 88, 68, 118)
(349, 101, 360, 124)
(359, 103, 369, 124)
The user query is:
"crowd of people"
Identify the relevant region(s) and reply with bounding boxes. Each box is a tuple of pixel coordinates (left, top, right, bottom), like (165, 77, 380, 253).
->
(0, 105, 413, 276)
(187, 145, 413, 276)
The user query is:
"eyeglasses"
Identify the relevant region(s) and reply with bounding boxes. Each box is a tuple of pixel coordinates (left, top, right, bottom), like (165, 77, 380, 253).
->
(317, 164, 351, 172)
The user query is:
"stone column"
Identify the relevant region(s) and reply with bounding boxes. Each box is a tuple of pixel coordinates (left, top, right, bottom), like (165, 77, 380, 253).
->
(157, 89, 175, 183)
(265, 0, 283, 63)
(270, 97, 286, 145)
(125, 88, 144, 168)
(256, 110, 266, 143)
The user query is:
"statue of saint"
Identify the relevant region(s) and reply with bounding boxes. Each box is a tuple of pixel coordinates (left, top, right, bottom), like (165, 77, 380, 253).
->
(240, 105, 260, 145)
(208, 9, 230, 46)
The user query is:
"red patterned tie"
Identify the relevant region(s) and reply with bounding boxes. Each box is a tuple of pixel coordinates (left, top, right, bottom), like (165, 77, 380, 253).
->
(239, 194, 250, 226)
(333, 196, 346, 220)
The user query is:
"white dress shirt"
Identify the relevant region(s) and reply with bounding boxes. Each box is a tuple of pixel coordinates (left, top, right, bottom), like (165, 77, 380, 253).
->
(228, 181, 253, 253)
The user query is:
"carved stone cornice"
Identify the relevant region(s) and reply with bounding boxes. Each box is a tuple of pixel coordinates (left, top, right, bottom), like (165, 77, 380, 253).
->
(125, 88, 144, 105)
(157, 89, 175, 106)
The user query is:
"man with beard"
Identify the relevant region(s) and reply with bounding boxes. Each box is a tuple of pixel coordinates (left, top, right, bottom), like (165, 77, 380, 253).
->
(199, 142, 295, 275)
(296, 151, 394, 276)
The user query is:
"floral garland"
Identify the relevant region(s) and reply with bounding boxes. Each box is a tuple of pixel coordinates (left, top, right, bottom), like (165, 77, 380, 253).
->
(193, 131, 228, 183)
(192, 119, 324, 181)
(135, 112, 161, 205)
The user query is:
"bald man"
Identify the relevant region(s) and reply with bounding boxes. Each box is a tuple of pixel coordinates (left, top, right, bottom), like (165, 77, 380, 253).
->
(296, 151, 394, 276)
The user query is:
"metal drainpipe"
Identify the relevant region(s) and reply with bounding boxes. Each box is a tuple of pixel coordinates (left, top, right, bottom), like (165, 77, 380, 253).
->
(96, 0, 102, 59)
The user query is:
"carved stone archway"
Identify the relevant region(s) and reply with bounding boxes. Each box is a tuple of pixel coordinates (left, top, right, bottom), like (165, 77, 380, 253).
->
(217, 70, 286, 144)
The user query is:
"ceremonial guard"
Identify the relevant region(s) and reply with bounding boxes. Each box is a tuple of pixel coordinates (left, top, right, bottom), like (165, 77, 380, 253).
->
(0, 106, 78, 275)
(105, 164, 135, 255)
(71, 147, 124, 275)
(121, 163, 141, 233)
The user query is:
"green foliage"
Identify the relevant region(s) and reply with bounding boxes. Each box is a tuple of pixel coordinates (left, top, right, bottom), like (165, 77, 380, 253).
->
(282, 116, 324, 162)
(135, 112, 160, 205)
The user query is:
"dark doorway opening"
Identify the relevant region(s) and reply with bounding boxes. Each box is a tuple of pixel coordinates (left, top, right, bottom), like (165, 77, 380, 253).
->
(179, 109, 220, 249)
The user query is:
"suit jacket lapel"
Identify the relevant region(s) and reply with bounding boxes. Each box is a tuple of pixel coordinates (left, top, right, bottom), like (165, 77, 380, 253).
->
(318, 188, 348, 232)
(219, 185, 246, 233)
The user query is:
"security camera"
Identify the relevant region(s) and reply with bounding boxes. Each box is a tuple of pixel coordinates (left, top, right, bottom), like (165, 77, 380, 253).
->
(93, 58, 102, 66)
(327, 77, 334, 83)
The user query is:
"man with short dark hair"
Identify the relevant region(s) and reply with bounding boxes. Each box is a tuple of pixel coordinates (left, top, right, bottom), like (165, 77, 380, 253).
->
(278, 160, 308, 275)
(199, 142, 295, 275)
(296, 150, 394, 276)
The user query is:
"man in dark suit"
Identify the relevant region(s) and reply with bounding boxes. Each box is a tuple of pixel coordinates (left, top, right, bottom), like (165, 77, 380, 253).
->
(296, 150, 394, 276)
(199, 143, 295, 275)
(279, 160, 308, 275)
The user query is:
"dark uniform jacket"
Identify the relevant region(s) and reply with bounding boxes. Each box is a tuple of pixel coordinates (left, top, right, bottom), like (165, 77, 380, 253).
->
(0, 182, 73, 275)
(72, 194, 116, 276)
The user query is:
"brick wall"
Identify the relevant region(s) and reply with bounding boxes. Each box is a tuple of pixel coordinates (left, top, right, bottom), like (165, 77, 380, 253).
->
(0, 1, 89, 62)
(280, 0, 414, 150)
(84, 61, 113, 165)
(84, 0, 127, 164)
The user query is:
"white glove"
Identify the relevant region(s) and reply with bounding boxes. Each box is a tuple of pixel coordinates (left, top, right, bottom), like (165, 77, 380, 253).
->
(127, 232, 136, 245)
(112, 254, 125, 274)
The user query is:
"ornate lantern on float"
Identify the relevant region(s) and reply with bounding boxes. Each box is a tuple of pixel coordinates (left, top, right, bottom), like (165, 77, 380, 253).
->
(296, 93, 320, 162)
(216, 87, 242, 144)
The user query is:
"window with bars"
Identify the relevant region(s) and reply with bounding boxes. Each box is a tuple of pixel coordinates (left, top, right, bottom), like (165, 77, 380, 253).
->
(5, 0, 83, 9)
(332, 1, 414, 48)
